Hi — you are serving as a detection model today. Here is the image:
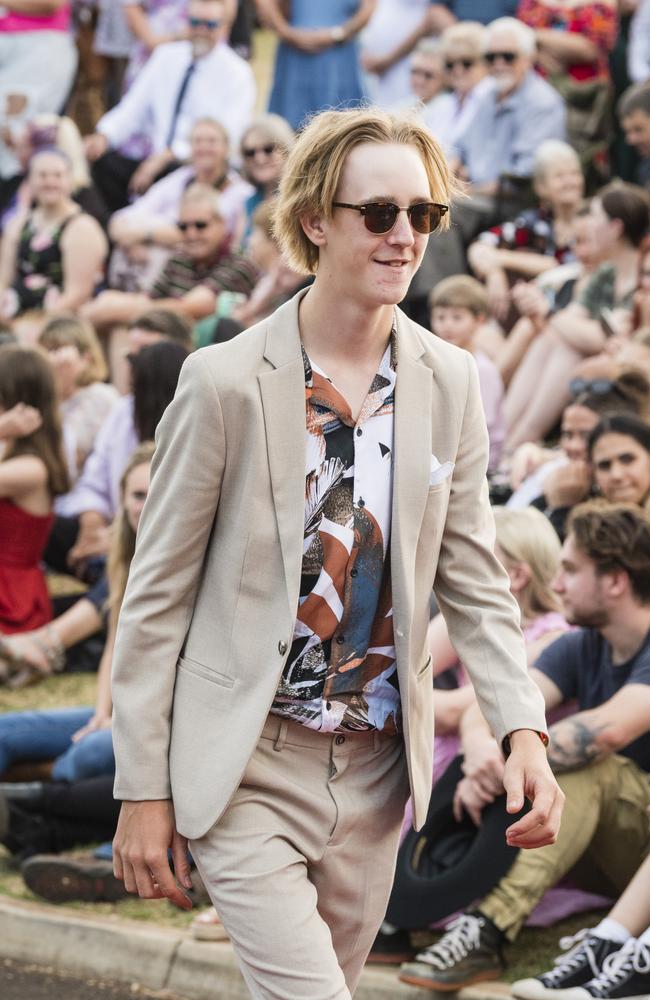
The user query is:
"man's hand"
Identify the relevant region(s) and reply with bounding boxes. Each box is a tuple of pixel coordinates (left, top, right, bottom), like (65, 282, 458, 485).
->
(113, 800, 193, 910)
(502, 729, 564, 849)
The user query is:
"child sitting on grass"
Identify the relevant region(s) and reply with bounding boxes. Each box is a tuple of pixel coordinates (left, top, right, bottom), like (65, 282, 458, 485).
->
(429, 275, 505, 472)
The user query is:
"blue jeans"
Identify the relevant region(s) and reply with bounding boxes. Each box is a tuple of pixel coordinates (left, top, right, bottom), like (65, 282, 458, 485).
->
(0, 708, 115, 782)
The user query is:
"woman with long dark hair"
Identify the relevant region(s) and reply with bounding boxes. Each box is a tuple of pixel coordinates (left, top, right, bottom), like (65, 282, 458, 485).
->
(0, 346, 68, 643)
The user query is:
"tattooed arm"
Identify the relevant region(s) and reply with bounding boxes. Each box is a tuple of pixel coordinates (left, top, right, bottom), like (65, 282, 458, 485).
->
(545, 684, 650, 773)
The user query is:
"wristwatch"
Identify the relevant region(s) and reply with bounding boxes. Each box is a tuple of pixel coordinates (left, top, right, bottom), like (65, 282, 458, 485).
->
(330, 25, 346, 44)
(502, 729, 549, 759)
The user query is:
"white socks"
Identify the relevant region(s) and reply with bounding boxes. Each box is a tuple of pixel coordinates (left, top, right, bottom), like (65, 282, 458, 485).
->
(593, 918, 632, 944)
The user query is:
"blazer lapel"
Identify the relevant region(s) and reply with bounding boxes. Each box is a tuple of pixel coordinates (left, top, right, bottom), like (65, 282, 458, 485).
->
(391, 311, 433, 679)
(258, 294, 307, 616)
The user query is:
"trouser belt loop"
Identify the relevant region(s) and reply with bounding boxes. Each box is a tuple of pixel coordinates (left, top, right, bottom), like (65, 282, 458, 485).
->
(274, 719, 288, 752)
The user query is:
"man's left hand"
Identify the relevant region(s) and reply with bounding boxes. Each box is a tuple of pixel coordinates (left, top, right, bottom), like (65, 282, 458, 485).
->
(502, 729, 564, 849)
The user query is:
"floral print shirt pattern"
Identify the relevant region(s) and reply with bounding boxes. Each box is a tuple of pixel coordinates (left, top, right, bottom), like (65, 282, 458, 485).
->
(270, 338, 400, 734)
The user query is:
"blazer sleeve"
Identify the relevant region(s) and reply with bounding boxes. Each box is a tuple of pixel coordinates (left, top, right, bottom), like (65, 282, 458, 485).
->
(112, 351, 226, 801)
(433, 352, 548, 747)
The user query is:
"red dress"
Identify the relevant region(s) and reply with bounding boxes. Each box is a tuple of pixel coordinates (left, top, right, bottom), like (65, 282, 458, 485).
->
(0, 497, 54, 634)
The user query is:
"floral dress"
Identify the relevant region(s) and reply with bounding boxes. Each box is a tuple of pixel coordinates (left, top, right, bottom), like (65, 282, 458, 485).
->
(13, 212, 78, 314)
(517, 0, 618, 81)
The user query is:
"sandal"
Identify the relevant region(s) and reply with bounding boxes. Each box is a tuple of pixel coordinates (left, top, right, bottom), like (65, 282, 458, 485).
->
(191, 906, 230, 942)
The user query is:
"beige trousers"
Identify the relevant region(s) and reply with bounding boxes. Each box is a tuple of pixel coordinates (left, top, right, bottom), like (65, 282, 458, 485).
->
(189, 714, 408, 1000)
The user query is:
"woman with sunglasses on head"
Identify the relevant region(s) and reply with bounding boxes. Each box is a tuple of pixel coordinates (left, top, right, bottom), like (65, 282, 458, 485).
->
(504, 182, 650, 452)
(235, 112, 295, 245)
(588, 414, 650, 513)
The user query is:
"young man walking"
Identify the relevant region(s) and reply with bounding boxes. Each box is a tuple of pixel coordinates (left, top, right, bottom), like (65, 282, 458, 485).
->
(110, 107, 563, 999)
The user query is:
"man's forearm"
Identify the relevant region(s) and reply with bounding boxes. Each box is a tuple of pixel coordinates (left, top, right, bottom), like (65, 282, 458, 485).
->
(547, 715, 610, 772)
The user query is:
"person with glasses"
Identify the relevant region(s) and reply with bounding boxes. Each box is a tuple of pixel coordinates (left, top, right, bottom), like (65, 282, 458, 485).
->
(107, 117, 253, 294)
(395, 38, 447, 127)
(81, 184, 257, 387)
(421, 21, 491, 155)
(109, 105, 561, 999)
(451, 17, 566, 240)
(83, 0, 255, 214)
(236, 112, 295, 244)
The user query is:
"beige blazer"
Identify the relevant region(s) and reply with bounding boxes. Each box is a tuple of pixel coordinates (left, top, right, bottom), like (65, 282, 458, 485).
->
(111, 290, 547, 840)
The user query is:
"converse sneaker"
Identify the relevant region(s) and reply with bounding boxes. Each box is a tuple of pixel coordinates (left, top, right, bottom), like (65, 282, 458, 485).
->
(559, 938, 650, 1000)
(398, 912, 505, 991)
(512, 929, 622, 1000)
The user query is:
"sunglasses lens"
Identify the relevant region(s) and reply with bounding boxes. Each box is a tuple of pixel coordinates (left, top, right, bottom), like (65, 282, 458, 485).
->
(364, 204, 399, 234)
(409, 204, 434, 234)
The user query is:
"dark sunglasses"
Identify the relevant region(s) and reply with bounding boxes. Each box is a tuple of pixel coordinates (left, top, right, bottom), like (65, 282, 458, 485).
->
(189, 16, 221, 28)
(242, 143, 277, 159)
(410, 67, 438, 80)
(332, 201, 448, 235)
(569, 378, 616, 397)
(484, 50, 518, 65)
(444, 58, 476, 71)
(177, 219, 211, 231)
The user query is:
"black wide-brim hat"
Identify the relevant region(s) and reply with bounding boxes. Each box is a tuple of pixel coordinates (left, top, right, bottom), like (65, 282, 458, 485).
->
(386, 755, 526, 929)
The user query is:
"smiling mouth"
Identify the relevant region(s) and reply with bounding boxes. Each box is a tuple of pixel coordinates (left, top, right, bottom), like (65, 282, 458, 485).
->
(376, 259, 410, 268)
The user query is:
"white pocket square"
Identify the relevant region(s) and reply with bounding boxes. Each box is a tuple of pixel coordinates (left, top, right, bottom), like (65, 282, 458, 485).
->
(429, 455, 454, 486)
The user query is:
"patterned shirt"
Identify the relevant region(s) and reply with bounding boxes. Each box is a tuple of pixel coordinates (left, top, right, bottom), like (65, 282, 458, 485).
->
(477, 206, 577, 266)
(270, 338, 399, 734)
(150, 249, 257, 301)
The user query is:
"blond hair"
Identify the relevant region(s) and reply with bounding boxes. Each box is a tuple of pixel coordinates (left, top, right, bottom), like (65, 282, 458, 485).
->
(440, 21, 485, 58)
(39, 314, 107, 386)
(429, 274, 488, 315)
(274, 107, 457, 275)
(493, 506, 562, 615)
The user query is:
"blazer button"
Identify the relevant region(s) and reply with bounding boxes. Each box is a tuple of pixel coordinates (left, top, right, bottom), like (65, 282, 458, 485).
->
(278, 640, 288, 655)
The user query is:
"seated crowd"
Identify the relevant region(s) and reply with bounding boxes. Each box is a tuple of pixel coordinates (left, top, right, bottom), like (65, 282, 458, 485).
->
(2, 0, 650, 994)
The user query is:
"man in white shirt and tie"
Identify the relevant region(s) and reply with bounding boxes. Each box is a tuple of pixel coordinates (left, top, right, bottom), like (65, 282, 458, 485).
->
(84, 0, 255, 213)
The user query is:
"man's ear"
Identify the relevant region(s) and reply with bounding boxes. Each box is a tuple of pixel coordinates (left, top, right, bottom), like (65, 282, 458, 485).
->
(300, 211, 328, 249)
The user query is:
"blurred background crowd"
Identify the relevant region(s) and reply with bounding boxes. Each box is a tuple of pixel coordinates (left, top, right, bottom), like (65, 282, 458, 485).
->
(2, 0, 650, 993)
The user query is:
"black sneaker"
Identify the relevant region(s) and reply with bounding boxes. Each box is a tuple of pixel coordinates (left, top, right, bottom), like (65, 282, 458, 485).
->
(21, 854, 128, 903)
(367, 926, 417, 965)
(398, 912, 505, 991)
(559, 938, 650, 1000)
(512, 930, 622, 999)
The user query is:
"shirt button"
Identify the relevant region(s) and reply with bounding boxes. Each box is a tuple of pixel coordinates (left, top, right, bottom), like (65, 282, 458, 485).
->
(358, 498, 365, 508)
(326, 701, 332, 710)
(350, 568, 358, 578)
(335, 735, 345, 745)
(278, 640, 288, 655)
(336, 635, 345, 644)
(356, 428, 363, 437)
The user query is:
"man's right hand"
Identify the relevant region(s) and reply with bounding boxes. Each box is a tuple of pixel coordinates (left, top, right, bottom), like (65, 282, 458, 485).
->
(113, 800, 193, 910)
